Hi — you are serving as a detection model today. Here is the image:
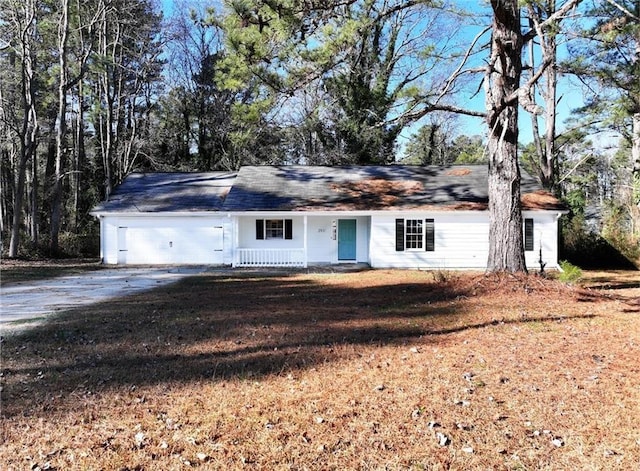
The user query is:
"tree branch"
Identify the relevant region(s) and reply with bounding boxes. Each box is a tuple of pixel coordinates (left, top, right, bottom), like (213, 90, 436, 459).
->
(386, 102, 486, 129)
(602, 0, 640, 21)
(522, 0, 582, 43)
(557, 153, 593, 185)
(436, 26, 491, 104)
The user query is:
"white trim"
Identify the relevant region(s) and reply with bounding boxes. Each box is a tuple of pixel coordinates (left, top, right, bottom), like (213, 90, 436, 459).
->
(303, 215, 308, 267)
(230, 209, 568, 219)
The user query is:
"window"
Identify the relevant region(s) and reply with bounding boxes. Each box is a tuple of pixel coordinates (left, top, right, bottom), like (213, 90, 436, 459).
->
(265, 219, 284, 239)
(395, 218, 435, 252)
(524, 218, 534, 251)
(405, 219, 423, 249)
(256, 219, 293, 240)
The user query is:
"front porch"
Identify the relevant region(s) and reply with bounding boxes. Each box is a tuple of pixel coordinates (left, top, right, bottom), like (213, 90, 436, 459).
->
(232, 214, 370, 268)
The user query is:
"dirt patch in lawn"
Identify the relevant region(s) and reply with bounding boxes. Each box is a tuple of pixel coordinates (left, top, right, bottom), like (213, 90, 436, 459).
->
(1, 269, 639, 470)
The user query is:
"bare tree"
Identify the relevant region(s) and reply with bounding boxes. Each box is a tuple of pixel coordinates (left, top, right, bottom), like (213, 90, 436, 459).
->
(2, 0, 40, 258)
(525, 0, 561, 191)
(49, 0, 70, 254)
(49, 0, 102, 253)
(94, 0, 163, 197)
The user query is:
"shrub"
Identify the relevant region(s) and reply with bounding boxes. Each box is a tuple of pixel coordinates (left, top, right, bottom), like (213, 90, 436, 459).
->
(57, 231, 100, 257)
(558, 260, 582, 284)
(431, 268, 453, 283)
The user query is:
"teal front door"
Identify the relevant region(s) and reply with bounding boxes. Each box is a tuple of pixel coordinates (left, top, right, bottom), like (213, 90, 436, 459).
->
(338, 219, 357, 261)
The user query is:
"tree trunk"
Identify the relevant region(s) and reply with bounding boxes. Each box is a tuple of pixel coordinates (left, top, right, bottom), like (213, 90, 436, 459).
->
(485, 0, 527, 273)
(634, 28, 640, 206)
(0, 147, 8, 235)
(29, 146, 38, 244)
(632, 112, 640, 242)
(9, 148, 31, 257)
(632, 6, 640, 233)
(9, 0, 39, 258)
(0, 74, 10, 236)
(74, 80, 86, 230)
(50, 0, 70, 255)
(541, 40, 557, 191)
(535, 22, 558, 191)
(633, 111, 640, 205)
(98, 2, 113, 198)
(526, 1, 558, 191)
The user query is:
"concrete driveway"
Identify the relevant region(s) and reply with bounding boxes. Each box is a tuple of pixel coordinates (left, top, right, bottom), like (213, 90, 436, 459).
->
(0, 266, 207, 335)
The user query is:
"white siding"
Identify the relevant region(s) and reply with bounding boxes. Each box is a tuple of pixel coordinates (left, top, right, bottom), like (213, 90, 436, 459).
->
(522, 211, 561, 271)
(306, 216, 335, 263)
(101, 217, 120, 264)
(370, 213, 487, 269)
(237, 217, 304, 249)
(99, 215, 231, 265)
(99, 211, 562, 269)
(370, 212, 562, 270)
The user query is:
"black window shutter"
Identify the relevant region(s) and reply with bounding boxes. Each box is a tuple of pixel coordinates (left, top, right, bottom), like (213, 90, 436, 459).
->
(395, 219, 405, 251)
(524, 218, 534, 251)
(425, 219, 435, 252)
(284, 219, 293, 240)
(256, 219, 264, 240)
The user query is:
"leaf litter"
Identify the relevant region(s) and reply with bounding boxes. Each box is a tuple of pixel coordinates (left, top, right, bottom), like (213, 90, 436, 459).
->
(0, 267, 638, 469)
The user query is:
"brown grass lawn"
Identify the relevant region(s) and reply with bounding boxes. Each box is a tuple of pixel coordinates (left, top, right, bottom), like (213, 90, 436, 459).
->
(1, 266, 639, 470)
(0, 258, 102, 286)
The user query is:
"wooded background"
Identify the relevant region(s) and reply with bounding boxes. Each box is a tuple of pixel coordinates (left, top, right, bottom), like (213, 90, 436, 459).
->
(1, 0, 638, 267)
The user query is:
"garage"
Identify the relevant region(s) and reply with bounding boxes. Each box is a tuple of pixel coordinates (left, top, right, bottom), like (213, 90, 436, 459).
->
(91, 172, 236, 265)
(116, 218, 225, 265)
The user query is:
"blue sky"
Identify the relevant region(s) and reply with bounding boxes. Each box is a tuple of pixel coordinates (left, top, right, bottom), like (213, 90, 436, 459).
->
(160, 0, 586, 148)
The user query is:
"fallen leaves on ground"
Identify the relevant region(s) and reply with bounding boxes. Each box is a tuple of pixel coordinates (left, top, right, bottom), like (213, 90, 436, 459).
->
(1, 268, 638, 470)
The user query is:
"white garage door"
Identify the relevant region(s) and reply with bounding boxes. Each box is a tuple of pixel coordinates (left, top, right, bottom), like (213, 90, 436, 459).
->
(117, 221, 224, 265)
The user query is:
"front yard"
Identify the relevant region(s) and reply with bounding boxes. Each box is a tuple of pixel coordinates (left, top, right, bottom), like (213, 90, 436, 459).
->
(1, 267, 638, 470)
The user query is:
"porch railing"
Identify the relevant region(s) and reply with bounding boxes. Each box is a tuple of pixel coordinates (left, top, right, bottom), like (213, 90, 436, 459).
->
(234, 248, 306, 268)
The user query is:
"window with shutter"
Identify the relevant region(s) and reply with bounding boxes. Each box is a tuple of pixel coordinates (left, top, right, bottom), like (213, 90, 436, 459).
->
(257, 219, 293, 240)
(396, 218, 435, 252)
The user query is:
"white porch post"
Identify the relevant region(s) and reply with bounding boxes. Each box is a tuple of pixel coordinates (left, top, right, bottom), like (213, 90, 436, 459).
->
(99, 216, 104, 263)
(232, 216, 238, 267)
(303, 215, 308, 268)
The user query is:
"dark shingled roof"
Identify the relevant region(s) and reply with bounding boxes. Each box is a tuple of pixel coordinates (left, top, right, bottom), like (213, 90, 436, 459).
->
(92, 165, 566, 214)
(92, 172, 237, 213)
(223, 165, 564, 211)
